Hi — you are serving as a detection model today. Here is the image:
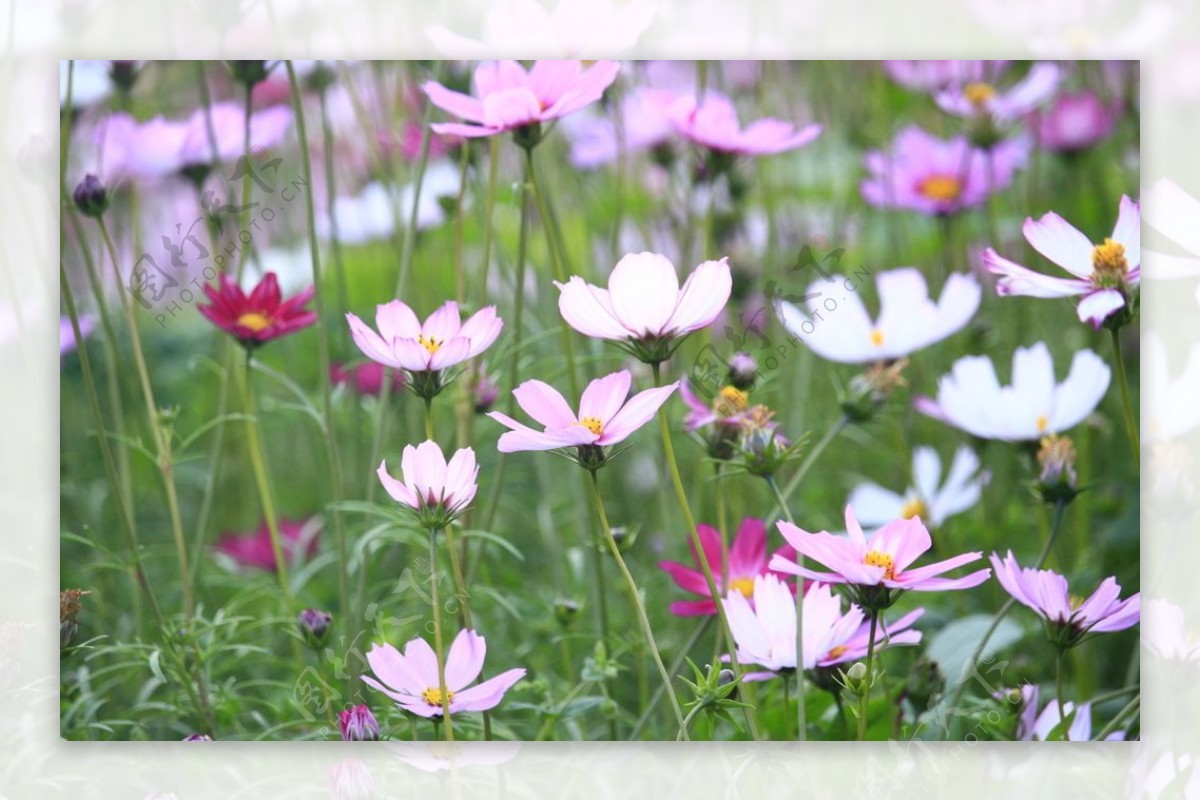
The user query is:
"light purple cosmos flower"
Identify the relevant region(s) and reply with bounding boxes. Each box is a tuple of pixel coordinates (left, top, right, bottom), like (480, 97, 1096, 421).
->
(423, 60, 620, 140)
(377, 440, 479, 527)
(860, 126, 1028, 216)
(935, 62, 1062, 122)
(488, 370, 677, 454)
(1016, 684, 1126, 741)
(362, 629, 525, 718)
(1029, 90, 1117, 154)
(770, 505, 991, 607)
(562, 87, 679, 169)
(665, 91, 821, 156)
(883, 60, 1010, 92)
(990, 551, 1140, 646)
(347, 300, 503, 374)
(983, 196, 1140, 328)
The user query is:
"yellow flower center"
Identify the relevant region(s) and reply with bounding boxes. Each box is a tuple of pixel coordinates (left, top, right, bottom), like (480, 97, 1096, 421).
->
(826, 645, 848, 660)
(1091, 238, 1129, 286)
(899, 498, 928, 520)
(1036, 415, 1049, 433)
(870, 329, 885, 347)
(418, 333, 442, 355)
(237, 312, 273, 332)
(863, 550, 896, 580)
(917, 175, 962, 202)
(964, 82, 996, 107)
(713, 385, 749, 417)
(578, 416, 604, 435)
(728, 576, 755, 598)
(421, 686, 455, 707)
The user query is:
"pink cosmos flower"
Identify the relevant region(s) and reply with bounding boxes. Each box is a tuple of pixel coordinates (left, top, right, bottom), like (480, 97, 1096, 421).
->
(330, 361, 407, 397)
(770, 505, 991, 601)
(422, 60, 620, 140)
(562, 87, 679, 169)
(362, 628, 526, 718)
(215, 518, 320, 572)
(1029, 91, 1117, 154)
(990, 551, 1140, 644)
(1016, 684, 1125, 741)
(678, 377, 749, 433)
(982, 196, 1140, 328)
(555, 252, 732, 360)
(861, 125, 1028, 216)
(883, 60, 1010, 92)
(178, 101, 294, 168)
(665, 91, 821, 156)
(377, 440, 479, 527)
(658, 517, 797, 616)
(487, 370, 677, 454)
(724, 576, 923, 678)
(346, 300, 503, 374)
(935, 62, 1062, 121)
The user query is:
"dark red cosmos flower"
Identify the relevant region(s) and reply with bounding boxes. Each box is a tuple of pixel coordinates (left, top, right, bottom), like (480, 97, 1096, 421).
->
(215, 518, 319, 572)
(198, 271, 317, 348)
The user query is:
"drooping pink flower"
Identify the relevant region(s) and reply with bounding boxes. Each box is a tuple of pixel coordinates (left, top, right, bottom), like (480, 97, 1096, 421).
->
(422, 60, 620, 140)
(935, 62, 1062, 122)
(990, 551, 1140, 645)
(860, 125, 1028, 216)
(556, 252, 732, 362)
(346, 300, 503, 374)
(197, 271, 317, 348)
(487, 370, 677, 454)
(665, 91, 821, 156)
(362, 629, 526, 718)
(377, 440, 479, 527)
(658, 517, 796, 616)
(770, 505, 991, 607)
(982, 195, 1140, 328)
(215, 518, 320, 572)
(330, 361, 407, 397)
(1029, 91, 1117, 154)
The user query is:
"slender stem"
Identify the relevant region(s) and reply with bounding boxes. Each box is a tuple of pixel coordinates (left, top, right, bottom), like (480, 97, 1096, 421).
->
(235, 84, 255, 281)
(1093, 693, 1139, 741)
(588, 470, 687, 735)
(651, 362, 760, 740)
(1055, 648, 1069, 741)
(766, 475, 806, 741)
(1110, 327, 1140, 467)
(286, 62, 352, 675)
(857, 612, 879, 741)
(783, 673, 793, 740)
(424, 395, 435, 441)
(629, 617, 712, 738)
(675, 702, 706, 742)
(768, 414, 849, 527)
(429, 527, 454, 740)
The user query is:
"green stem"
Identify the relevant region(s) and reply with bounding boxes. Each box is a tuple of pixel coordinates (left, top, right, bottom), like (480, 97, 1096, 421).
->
(429, 526, 455, 740)
(651, 361, 760, 740)
(1055, 648, 1069, 741)
(675, 702, 705, 742)
(235, 84, 254, 281)
(588, 469, 687, 735)
(1110, 327, 1140, 467)
(424, 394, 435, 441)
(630, 617, 712, 739)
(857, 612, 879, 741)
(477, 137, 500, 303)
(1093, 693, 1139, 741)
(766, 475, 805, 741)
(768, 414, 849, 527)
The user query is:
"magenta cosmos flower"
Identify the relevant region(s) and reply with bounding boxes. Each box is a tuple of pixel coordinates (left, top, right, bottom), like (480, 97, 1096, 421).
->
(423, 60, 620, 142)
(1029, 91, 1117, 154)
(659, 517, 796, 616)
(346, 300, 502, 398)
(198, 271, 317, 349)
(215, 518, 320, 572)
(990, 551, 1140, 648)
(665, 91, 821, 156)
(934, 62, 1061, 122)
(487, 370, 676, 469)
(363, 629, 526, 718)
(770, 505, 991, 611)
(556, 252, 732, 363)
(377, 440, 479, 528)
(983, 195, 1140, 329)
(861, 125, 1028, 216)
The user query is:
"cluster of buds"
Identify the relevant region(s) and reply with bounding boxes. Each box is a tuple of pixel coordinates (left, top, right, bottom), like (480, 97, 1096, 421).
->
(732, 405, 804, 478)
(840, 359, 909, 422)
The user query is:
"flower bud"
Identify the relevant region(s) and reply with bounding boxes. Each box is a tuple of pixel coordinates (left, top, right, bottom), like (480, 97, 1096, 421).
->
(72, 174, 109, 218)
(229, 60, 269, 87)
(108, 61, 141, 93)
(841, 359, 908, 423)
(727, 352, 758, 391)
(554, 598, 580, 628)
(338, 705, 380, 741)
(844, 661, 870, 694)
(1036, 434, 1081, 504)
(183, 733, 213, 741)
(298, 608, 332, 649)
(470, 364, 499, 414)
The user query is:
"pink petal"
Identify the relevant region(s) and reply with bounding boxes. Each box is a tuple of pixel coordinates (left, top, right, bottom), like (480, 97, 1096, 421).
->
(422, 81, 486, 123)
(658, 560, 712, 596)
(983, 249, 1091, 298)
(422, 301, 462, 343)
(1111, 195, 1140, 268)
(403, 636, 442, 688)
(555, 277, 629, 339)
(375, 300, 422, 342)
(599, 382, 678, 445)
(578, 370, 632, 424)
(377, 460, 418, 509)
(1022, 211, 1096, 278)
(444, 629, 486, 691)
(482, 88, 543, 129)
(728, 517, 767, 577)
(347, 313, 401, 368)
(429, 337, 472, 370)
(512, 380, 577, 428)
(1076, 289, 1126, 328)
(607, 252, 680, 337)
(365, 642, 424, 695)
(527, 60, 582, 108)
(450, 667, 526, 713)
(663, 258, 732, 335)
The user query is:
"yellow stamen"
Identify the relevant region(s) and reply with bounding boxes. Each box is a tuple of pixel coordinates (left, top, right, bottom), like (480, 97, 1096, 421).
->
(917, 175, 962, 202)
(713, 385, 749, 417)
(870, 329, 885, 347)
(1036, 415, 1049, 433)
(899, 498, 927, 521)
(237, 312, 272, 332)
(964, 82, 996, 107)
(578, 416, 603, 435)
(1091, 238, 1129, 286)
(418, 333, 442, 355)
(826, 645, 848, 660)
(728, 576, 755, 598)
(864, 550, 896, 580)
(421, 686, 455, 707)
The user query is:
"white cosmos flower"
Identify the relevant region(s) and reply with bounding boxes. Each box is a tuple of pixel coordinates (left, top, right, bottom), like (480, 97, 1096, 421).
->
(915, 342, 1110, 441)
(776, 268, 981, 364)
(849, 445, 989, 529)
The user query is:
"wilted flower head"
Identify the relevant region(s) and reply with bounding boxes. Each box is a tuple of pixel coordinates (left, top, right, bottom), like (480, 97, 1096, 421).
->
(1036, 434, 1080, 503)
(555, 252, 732, 364)
(338, 705, 380, 741)
(362, 629, 526, 718)
(841, 359, 910, 423)
(377, 440, 479, 528)
(983, 195, 1140, 329)
(849, 445, 988, 529)
(197, 272, 317, 350)
(60, 589, 92, 648)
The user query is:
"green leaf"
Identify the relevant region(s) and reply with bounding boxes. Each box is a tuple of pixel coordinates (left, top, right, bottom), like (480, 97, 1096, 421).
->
(925, 614, 1024, 689)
